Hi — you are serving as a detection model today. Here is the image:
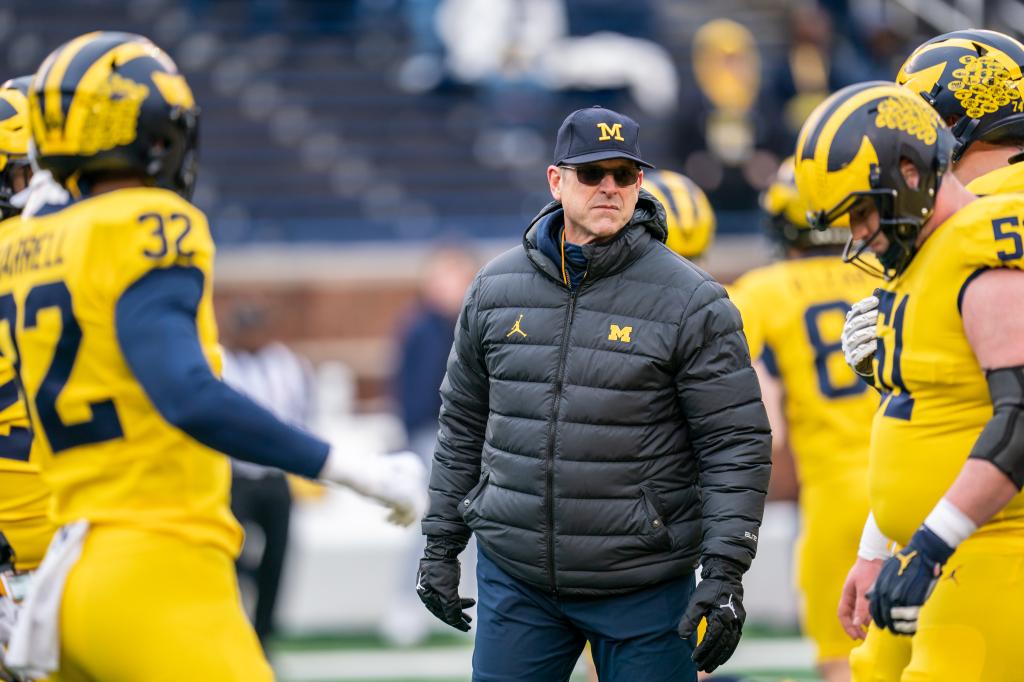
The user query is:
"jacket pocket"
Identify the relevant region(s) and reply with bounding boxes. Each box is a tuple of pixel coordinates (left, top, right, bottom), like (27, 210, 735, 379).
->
(639, 484, 674, 551)
(458, 471, 490, 524)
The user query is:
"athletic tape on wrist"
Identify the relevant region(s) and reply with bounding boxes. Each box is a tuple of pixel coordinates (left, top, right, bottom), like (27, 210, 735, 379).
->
(857, 512, 893, 561)
(923, 498, 977, 550)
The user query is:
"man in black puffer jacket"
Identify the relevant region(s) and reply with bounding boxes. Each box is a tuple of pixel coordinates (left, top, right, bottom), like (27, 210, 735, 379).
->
(416, 106, 771, 682)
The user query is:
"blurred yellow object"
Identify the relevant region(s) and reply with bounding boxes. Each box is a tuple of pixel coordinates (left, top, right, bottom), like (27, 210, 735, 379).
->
(0, 81, 29, 172)
(644, 170, 716, 260)
(761, 157, 811, 229)
(288, 474, 327, 501)
(692, 19, 760, 115)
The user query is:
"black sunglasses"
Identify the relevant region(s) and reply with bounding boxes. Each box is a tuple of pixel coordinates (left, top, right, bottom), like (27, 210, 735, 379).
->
(560, 163, 640, 187)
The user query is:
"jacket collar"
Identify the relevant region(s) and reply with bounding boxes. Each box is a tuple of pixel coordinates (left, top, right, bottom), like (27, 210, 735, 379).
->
(523, 189, 668, 286)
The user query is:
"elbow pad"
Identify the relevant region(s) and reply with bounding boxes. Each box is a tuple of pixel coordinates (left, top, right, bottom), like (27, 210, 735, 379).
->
(968, 366, 1024, 490)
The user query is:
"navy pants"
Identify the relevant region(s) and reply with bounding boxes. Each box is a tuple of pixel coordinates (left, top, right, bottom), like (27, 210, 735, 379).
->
(472, 550, 697, 682)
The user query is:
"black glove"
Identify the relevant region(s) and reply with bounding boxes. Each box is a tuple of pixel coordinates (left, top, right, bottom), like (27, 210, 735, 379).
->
(416, 535, 475, 632)
(868, 525, 953, 634)
(677, 558, 746, 673)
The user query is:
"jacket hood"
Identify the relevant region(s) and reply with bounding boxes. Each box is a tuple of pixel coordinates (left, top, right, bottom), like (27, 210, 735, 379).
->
(522, 189, 668, 283)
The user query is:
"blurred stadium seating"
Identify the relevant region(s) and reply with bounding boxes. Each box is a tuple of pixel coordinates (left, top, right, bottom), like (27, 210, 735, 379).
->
(0, 0, 782, 245)
(2, 0, 1019, 250)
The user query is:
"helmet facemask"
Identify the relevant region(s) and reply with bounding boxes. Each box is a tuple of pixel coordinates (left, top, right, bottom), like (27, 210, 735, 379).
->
(813, 126, 952, 280)
(0, 157, 30, 219)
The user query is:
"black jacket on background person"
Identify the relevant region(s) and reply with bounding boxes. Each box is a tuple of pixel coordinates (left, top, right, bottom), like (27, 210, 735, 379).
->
(422, 190, 771, 597)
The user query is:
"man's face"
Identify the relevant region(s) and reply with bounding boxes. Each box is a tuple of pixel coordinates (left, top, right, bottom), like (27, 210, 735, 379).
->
(547, 159, 642, 244)
(848, 197, 888, 254)
(10, 164, 30, 194)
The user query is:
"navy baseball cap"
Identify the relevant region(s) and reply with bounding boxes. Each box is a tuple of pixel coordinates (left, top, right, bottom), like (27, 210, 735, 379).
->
(553, 106, 654, 168)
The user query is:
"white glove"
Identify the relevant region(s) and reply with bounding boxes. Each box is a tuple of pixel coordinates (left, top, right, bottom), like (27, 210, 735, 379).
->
(321, 450, 429, 527)
(10, 171, 69, 219)
(842, 295, 879, 378)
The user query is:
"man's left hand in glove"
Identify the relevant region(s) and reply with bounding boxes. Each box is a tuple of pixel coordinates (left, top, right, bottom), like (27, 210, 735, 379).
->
(868, 525, 954, 634)
(676, 558, 746, 673)
(417, 536, 474, 632)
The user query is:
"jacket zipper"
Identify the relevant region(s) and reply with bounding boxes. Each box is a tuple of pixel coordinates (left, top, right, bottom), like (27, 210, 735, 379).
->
(545, 287, 578, 594)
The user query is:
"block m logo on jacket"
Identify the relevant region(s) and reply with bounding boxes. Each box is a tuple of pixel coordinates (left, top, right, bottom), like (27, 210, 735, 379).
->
(608, 324, 632, 343)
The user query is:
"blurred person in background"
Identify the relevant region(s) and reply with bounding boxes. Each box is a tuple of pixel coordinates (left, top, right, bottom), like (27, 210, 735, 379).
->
(416, 105, 771, 680)
(0, 75, 54, 682)
(729, 158, 881, 682)
(395, 247, 479, 464)
(0, 76, 49, 579)
(220, 300, 317, 647)
(763, 2, 870, 154)
(0, 78, 31, 221)
(383, 244, 478, 646)
(673, 19, 778, 222)
(2, 32, 426, 682)
(836, 29, 1024, 680)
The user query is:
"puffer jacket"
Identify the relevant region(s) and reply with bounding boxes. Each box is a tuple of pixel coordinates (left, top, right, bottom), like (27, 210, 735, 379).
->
(423, 191, 771, 596)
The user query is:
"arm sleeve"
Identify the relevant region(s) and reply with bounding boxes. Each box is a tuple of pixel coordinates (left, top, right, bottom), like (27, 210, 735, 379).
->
(115, 266, 330, 479)
(421, 278, 489, 543)
(676, 280, 772, 571)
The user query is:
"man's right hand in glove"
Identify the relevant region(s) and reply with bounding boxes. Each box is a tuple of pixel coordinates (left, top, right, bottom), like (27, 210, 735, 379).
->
(417, 536, 475, 632)
(842, 295, 879, 381)
(319, 450, 428, 526)
(677, 558, 746, 673)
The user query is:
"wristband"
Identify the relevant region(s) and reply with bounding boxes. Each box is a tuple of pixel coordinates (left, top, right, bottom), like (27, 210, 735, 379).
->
(923, 498, 977, 550)
(857, 512, 893, 561)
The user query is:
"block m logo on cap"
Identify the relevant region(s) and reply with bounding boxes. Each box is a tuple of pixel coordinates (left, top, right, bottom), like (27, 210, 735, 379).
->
(596, 122, 625, 142)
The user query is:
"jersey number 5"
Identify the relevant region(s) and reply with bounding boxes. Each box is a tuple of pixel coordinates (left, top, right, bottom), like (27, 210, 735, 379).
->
(0, 283, 124, 454)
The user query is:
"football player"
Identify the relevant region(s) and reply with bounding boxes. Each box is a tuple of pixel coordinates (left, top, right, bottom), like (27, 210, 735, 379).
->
(2, 32, 426, 682)
(728, 158, 881, 682)
(0, 76, 52, 581)
(643, 169, 716, 262)
(796, 81, 1024, 680)
(0, 75, 54, 682)
(0, 78, 32, 220)
(835, 32, 1024, 678)
(844, 29, 1024, 381)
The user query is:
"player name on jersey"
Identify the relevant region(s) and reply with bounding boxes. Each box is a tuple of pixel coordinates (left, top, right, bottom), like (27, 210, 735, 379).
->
(0, 227, 66, 279)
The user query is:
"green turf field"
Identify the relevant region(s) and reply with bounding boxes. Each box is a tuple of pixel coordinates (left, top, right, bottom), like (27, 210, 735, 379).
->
(269, 631, 824, 682)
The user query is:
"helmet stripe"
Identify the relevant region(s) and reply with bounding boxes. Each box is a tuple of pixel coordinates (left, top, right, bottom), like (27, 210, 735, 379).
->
(0, 99, 17, 123)
(679, 175, 704, 225)
(797, 81, 880, 162)
(645, 173, 680, 220)
(40, 32, 102, 135)
(58, 32, 143, 126)
(675, 174, 699, 228)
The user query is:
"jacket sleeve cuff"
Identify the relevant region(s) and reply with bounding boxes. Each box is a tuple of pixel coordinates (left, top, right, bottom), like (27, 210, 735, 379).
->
(424, 534, 469, 559)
